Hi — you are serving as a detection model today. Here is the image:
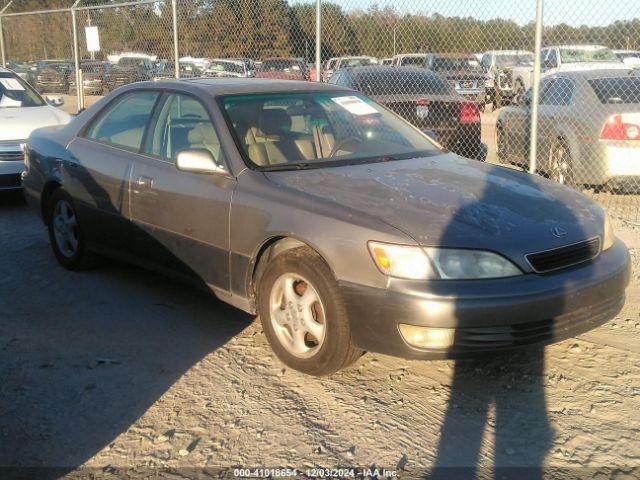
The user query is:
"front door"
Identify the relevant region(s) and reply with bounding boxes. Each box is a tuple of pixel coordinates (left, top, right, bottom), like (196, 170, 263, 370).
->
(129, 92, 235, 292)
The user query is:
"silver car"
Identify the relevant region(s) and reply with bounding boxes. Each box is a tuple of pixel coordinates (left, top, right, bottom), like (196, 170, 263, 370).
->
(496, 69, 640, 188)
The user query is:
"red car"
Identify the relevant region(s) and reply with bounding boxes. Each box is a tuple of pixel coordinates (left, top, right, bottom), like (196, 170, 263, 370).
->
(256, 58, 310, 81)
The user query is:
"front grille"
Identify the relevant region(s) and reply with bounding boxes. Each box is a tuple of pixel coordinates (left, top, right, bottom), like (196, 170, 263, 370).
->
(526, 237, 601, 273)
(0, 141, 25, 162)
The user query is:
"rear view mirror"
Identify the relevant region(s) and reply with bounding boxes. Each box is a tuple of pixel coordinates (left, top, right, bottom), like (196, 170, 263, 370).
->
(45, 95, 65, 107)
(176, 149, 225, 175)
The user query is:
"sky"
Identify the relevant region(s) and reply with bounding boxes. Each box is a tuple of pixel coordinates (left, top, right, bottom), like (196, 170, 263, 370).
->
(330, 0, 640, 27)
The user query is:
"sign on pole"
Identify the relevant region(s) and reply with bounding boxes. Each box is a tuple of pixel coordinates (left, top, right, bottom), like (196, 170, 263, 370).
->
(85, 26, 100, 53)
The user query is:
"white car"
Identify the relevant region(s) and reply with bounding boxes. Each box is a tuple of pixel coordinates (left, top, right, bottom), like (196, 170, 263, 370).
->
(512, 45, 629, 99)
(0, 67, 71, 190)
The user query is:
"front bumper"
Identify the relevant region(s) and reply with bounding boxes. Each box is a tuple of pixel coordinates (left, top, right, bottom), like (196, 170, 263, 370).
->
(342, 240, 630, 359)
(456, 89, 486, 104)
(0, 160, 25, 190)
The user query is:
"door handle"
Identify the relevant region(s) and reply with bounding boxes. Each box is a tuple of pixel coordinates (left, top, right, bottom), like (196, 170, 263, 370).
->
(135, 175, 154, 190)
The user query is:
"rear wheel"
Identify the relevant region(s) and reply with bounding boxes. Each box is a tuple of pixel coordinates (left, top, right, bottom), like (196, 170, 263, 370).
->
(258, 247, 363, 376)
(548, 139, 576, 187)
(495, 122, 507, 164)
(513, 80, 525, 104)
(47, 189, 97, 270)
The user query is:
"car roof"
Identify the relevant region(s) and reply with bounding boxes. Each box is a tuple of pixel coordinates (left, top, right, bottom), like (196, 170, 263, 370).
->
(546, 45, 608, 50)
(344, 65, 441, 77)
(553, 69, 636, 81)
(430, 53, 476, 59)
(486, 50, 532, 55)
(145, 78, 352, 95)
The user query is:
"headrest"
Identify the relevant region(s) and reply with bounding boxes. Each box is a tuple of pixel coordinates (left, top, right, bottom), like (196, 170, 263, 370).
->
(187, 123, 217, 145)
(259, 109, 291, 136)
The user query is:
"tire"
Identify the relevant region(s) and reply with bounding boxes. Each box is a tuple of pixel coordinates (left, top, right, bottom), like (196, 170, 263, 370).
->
(547, 139, 576, 188)
(47, 188, 97, 271)
(495, 122, 507, 164)
(257, 247, 363, 376)
(513, 80, 525, 105)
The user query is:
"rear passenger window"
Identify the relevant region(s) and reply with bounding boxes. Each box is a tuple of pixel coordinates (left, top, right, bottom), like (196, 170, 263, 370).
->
(85, 91, 159, 151)
(541, 78, 574, 106)
(146, 93, 221, 162)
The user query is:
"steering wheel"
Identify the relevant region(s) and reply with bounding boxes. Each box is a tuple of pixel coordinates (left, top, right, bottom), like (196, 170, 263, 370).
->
(329, 136, 362, 158)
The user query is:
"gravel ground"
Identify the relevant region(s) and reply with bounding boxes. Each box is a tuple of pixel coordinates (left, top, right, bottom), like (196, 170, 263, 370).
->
(1, 190, 639, 479)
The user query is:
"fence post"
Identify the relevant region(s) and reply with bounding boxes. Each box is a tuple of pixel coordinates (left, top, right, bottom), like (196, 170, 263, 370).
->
(71, 0, 82, 111)
(315, 0, 321, 82)
(528, 0, 544, 174)
(172, 0, 179, 79)
(0, 1, 13, 68)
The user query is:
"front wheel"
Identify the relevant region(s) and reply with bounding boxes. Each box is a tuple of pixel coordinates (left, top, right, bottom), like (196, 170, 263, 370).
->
(258, 247, 363, 376)
(47, 189, 97, 270)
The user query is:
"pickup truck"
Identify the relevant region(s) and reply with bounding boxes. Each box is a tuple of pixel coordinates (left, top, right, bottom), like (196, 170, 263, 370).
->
(481, 50, 534, 110)
(511, 45, 629, 100)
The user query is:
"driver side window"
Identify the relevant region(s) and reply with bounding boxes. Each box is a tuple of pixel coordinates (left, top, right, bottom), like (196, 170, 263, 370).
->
(146, 94, 221, 163)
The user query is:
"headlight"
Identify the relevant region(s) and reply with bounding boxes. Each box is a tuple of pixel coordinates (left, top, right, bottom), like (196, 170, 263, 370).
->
(368, 242, 521, 280)
(603, 215, 615, 251)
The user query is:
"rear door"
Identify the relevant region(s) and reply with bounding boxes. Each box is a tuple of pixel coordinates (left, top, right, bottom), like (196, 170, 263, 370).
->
(66, 90, 160, 252)
(129, 92, 235, 291)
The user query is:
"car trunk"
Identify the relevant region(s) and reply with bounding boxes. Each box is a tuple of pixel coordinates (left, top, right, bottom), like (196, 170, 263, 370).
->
(374, 94, 462, 145)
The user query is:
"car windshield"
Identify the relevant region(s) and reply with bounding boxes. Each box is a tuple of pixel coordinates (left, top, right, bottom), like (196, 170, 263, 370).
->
(560, 48, 621, 64)
(0, 73, 46, 107)
(340, 58, 376, 67)
(221, 91, 439, 170)
(209, 61, 244, 74)
(432, 57, 483, 73)
(354, 69, 451, 96)
(495, 53, 533, 67)
(261, 59, 303, 72)
(589, 77, 640, 104)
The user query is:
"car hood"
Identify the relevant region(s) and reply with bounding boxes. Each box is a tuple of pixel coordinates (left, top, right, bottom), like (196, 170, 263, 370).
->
(439, 70, 485, 81)
(0, 106, 71, 141)
(264, 154, 604, 267)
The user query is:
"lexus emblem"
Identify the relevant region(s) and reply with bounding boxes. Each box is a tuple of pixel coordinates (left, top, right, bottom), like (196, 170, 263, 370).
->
(551, 226, 568, 238)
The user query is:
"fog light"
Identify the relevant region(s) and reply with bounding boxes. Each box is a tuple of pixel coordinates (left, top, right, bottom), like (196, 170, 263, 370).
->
(399, 324, 455, 350)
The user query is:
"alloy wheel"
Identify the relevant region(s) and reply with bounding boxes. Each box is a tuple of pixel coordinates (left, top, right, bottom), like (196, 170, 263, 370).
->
(269, 273, 327, 359)
(52, 199, 79, 258)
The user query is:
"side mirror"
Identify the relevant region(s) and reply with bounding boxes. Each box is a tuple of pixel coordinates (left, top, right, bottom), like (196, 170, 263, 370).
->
(176, 149, 225, 175)
(45, 95, 64, 107)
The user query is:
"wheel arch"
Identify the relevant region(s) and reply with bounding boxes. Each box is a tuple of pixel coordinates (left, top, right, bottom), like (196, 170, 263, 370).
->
(40, 180, 62, 225)
(247, 235, 336, 309)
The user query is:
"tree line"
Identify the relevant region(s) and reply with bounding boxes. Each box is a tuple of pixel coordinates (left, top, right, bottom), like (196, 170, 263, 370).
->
(2, 0, 639, 62)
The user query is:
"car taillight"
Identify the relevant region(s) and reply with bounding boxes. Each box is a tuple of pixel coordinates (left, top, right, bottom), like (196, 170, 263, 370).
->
(460, 101, 480, 124)
(600, 114, 640, 141)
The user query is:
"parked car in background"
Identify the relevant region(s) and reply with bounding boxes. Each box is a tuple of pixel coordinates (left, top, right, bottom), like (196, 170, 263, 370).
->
(322, 56, 377, 82)
(496, 70, 640, 189)
(0, 67, 70, 190)
(330, 66, 485, 160)
(613, 50, 640, 67)
(22, 78, 629, 375)
(511, 45, 627, 101)
(7, 61, 38, 85)
(481, 50, 534, 109)
(103, 56, 156, 92)
(34, 60, 74, 93)
(256, 58, 310, 81)
(322, 57, 339, 82)
(392, 53, 428, 68)
(426, 53, 487, 108)
(205, 58, 252, 78)
(69, 61, 112, 95)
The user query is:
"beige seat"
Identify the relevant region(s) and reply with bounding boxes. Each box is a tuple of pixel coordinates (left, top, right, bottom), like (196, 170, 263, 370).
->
(247, 109, 307, 166)
(186, 123, 221, 161)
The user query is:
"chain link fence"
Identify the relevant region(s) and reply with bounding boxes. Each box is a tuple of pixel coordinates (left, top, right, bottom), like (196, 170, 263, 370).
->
(1, 0, 639, 222)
